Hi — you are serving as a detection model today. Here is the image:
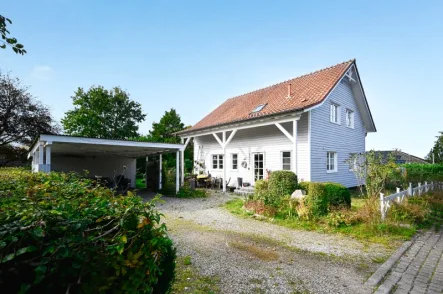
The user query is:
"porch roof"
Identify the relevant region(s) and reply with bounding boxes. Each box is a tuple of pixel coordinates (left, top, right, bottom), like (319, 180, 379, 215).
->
(28, 134, 184, 158)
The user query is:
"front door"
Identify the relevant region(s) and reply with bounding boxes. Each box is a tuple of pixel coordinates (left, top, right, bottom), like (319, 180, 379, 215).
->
(253, 153, 264, 182)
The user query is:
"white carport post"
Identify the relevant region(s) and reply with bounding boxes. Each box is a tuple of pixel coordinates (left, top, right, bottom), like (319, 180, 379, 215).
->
(45, 142, 52, 172)
(159, 154, 162, 190)
(176, 150, 180, 193)
(38, 141, 44, 171)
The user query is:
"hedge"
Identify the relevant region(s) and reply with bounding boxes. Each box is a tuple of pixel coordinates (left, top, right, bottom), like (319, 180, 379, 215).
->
(402, 164, 443, 183)
(0, 168, 175, 293)
(304, 182, 328, 217)
(255, 171, 298, 207)
(323, 182, 351, 207)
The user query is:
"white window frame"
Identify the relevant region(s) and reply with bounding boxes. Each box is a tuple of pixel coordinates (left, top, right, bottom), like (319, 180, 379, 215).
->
(231, 153, 238, 171)
(345, 109, 354, 129)
(326, 152, 337, 173)
(281, 151, 292, 171)
(212, 154, 224, 170)
(330, 103, 340, 125)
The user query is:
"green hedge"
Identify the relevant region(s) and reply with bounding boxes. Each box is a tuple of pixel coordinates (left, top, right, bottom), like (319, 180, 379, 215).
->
(257, 171, 298, 207)
(0, 168, 176, 293)
(299, 181, 351, 216)
(403, 164, 443, 183)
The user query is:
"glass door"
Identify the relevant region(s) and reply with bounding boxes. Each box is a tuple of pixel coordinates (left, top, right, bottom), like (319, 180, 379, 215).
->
(253, 153, 264, 181)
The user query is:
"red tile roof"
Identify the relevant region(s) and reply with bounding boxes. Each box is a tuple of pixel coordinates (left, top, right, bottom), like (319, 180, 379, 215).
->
(180, 60, 354, 134)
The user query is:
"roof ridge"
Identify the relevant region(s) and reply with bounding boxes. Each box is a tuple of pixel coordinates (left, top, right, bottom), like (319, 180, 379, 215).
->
(226, 59, 355, 102)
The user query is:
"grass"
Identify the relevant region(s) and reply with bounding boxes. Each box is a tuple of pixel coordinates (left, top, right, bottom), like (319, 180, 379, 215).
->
(135, 178, 145, 189)
(223, 197, 416, 247)
(172, 256, 220, 294)
(229, 240, 279, 261)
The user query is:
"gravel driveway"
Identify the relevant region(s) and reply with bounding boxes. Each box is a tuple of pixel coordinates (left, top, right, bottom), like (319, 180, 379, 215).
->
(143, 191, 393, 293)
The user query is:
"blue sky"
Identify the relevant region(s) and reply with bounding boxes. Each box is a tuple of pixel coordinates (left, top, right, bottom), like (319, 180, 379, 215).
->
(1, 0, 442, 158)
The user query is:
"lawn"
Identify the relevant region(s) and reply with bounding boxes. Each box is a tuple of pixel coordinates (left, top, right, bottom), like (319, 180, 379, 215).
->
(223, 197, 418, 247)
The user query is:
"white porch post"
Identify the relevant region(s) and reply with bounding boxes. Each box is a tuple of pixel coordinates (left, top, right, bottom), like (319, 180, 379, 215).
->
(159, 154, 162, 190)
(176, 150, 180, 193)
(45, 143, 51, 172)
(293, 119, 298, 174)
(222, 131, 226, 193)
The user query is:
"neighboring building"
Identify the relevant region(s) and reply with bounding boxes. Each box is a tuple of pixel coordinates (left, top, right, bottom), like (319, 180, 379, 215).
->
(374, 151, 429, 164)
(178, 59, 376, 189)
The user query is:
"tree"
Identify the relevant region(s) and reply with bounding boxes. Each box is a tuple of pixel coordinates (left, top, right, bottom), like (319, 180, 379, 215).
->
(0, 15, 26, 55)
(425, 132, 443, 164)
(62, 86, 146, 139)
(147, 108, 185, 143)
(0, 72, 59, 147)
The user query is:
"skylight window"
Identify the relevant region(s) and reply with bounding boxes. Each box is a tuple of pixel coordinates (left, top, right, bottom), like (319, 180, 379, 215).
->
(251, 103, 267, 113)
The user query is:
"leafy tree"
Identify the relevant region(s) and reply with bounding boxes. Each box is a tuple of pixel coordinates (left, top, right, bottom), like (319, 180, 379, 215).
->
(0, 72, 59, 147)
(425, 132, 443, 163)
(62, 86, 146, 139)
(147, 108, 184, 144)
(0, 15, 26, 55)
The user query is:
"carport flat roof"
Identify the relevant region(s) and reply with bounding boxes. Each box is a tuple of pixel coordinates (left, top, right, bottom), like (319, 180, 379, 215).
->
(29, 134, 185, 158)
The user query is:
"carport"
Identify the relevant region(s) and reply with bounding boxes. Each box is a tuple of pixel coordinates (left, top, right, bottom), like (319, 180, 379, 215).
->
(28, 134, 185, 192)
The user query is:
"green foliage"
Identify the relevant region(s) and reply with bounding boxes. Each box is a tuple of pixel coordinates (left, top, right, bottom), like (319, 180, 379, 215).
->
(298, 181, 309, 193)
(259, 171, 297, 207)
(253, 180, 268, 200)
(323, 182, 351, 208)
(0, 168, 175, 293)
(0, 72, 60, 147)
(0, 15, 26, 55)
(403, 163, 443, 183)
(147, 109, 184, 144)
(426, 132, 443, 163)
(303, 182, 328, 217)
(176, 182, 207, 198)
(62, 86, 146, 139)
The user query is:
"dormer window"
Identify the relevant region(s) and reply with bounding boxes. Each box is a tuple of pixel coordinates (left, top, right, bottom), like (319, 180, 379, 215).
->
(251, 104, 267, 113)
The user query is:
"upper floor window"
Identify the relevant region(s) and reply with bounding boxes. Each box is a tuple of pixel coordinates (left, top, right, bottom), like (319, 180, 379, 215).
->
(212, 154, 224, 169)
(232, 153, 238, 170)
(346, 109, 354, 128)
(327, 152, 337, 173)
(330, 103, 340, 124)
(282, 151, 291, 170)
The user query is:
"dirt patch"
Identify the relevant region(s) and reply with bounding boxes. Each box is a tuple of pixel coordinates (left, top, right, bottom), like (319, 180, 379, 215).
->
(229, 240, 279, 261)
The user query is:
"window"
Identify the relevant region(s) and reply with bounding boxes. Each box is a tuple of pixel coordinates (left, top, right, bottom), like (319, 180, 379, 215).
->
(232, 153, 238, 170)
(251, 103, 267, 113)
(254, 153, 264, 181)
(327, 152, 337, 172)
(330, 103, 340, 124)
(346, 109, 354, 128)
(282, 151, 291, 170)
(212, 154, 224, 169)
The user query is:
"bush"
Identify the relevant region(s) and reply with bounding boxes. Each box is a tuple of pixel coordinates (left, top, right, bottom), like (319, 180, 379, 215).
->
(0, 168, 176, 293)
(403, 164, 443, 183)
(298, 181, 309, 193)
(254, 180, 268, 201)
(304, 182, 328, 217)
(323, 182, 351, 208)
(264, 171, 297, 207)
(176, 182, 207, 198)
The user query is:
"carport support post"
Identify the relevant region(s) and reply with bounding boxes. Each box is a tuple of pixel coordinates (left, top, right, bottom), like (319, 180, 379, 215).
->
(45, 143, 51, 172)
(176, 151, 179, 193)
(38, 142, 44, 172)
(159, 154, 162, 190)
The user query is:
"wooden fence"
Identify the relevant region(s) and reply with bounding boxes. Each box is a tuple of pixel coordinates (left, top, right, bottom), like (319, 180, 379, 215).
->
(380, 181, 443, 220)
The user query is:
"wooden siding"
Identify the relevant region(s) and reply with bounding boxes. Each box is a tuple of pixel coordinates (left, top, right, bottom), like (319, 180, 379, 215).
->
(310, 79, 366, 187)
(193, 112, 310, 186)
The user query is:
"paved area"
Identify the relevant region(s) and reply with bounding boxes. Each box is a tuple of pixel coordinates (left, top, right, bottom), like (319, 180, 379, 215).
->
(141, 191, 394, 293)
(375, 228, 443, 294)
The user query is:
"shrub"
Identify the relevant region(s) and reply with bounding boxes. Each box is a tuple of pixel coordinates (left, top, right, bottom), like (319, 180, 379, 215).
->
(176, 182, 207, 198)
(254, 180, 268, 201)
(403, 164, 443, 183)
(298, 181, 310, 193)
(303, 182, 328, 217)
(323, 182, 351, 208)
(0, 168, 176, 293)
(265, 171, 297, 207)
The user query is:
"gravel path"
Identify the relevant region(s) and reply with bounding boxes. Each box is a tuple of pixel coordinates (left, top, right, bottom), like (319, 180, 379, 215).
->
(143, 191, 393, 293)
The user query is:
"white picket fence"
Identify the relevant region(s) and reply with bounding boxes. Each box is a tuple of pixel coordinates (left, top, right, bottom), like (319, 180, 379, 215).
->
(380, 181, 443, 220)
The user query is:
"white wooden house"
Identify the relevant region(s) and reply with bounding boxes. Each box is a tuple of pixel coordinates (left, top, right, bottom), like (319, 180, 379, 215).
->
(177, 60, 376, 190)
